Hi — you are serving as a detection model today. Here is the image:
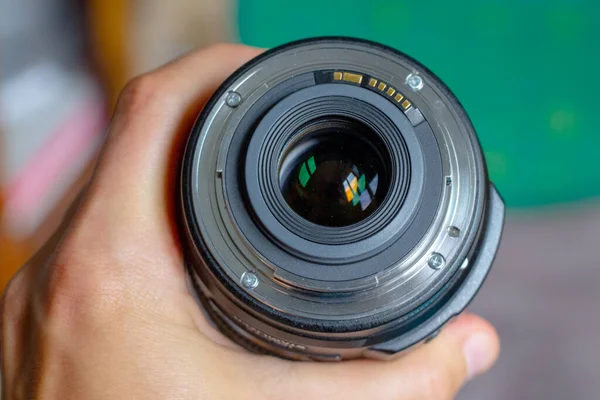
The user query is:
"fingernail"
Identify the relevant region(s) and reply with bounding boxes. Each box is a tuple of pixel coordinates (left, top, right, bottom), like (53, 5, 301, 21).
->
(463, 333, 496, 380)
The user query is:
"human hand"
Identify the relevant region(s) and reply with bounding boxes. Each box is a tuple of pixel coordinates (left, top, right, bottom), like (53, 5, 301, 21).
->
(1, 43, 500, 400)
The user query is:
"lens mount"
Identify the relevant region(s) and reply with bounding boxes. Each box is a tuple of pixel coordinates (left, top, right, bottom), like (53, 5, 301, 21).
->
(246, 84, 414, 247)
(180, 37, 505, 360)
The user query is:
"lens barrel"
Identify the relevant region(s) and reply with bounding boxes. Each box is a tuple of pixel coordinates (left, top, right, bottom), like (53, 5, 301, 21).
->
(180, 37, 504, 360)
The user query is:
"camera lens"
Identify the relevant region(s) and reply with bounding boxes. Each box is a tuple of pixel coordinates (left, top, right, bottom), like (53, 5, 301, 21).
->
(279, 117, 390, 227)
(180, 37, 505, 361)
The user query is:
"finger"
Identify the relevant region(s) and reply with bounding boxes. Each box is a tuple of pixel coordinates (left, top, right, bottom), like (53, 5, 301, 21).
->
(390, 313, 500, 399)
(278, 313, 499, 400)
(38, 45, 262, 332)
(0, 189, 94, 393)
(54, 44, 261, 295)
(69, 44, 262, 261)
(1, 267, 32, 394)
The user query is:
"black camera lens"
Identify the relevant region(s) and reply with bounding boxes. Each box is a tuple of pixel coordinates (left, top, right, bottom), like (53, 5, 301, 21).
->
(279, 117, 390, 227)
(180, 37, 505, 361)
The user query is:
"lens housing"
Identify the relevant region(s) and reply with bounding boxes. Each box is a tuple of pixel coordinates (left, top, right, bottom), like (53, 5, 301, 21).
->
(180, 37, 504, 360)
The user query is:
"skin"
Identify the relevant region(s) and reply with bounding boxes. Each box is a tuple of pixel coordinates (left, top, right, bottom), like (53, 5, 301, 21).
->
(0, 44, 500, 400)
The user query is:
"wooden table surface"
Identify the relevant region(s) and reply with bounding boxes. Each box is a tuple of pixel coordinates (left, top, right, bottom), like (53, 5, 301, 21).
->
(0, 208, 29, 292)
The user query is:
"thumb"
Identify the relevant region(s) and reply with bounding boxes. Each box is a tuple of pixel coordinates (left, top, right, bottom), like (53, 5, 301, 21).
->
(391, 312, 500, 399)
(280, 313, 499, 400)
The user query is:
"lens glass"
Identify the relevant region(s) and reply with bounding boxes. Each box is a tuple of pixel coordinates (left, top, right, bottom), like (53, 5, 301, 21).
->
(279, 117, 390, 227)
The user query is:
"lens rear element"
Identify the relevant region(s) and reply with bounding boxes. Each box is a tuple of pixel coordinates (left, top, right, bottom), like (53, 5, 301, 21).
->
(279, 117, 390, 227)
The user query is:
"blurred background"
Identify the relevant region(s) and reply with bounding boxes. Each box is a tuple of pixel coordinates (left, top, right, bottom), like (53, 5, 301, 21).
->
(1, 0, 598, 398)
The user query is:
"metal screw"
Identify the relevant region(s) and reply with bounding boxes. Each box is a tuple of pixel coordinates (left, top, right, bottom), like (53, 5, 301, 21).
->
(225, 91, 242, 107)
(428, 252, 446, 270)
(448, 226, 461, 238)
(406, 73, 424, 91)
(241, 271, 259, 289)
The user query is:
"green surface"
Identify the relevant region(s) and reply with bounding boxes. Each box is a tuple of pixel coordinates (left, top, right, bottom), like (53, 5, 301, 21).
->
(307, 156, 317, 174)
(238, 0, 600, 207)
(299, 163, 311, 187)
(358, 174, 366, 194)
